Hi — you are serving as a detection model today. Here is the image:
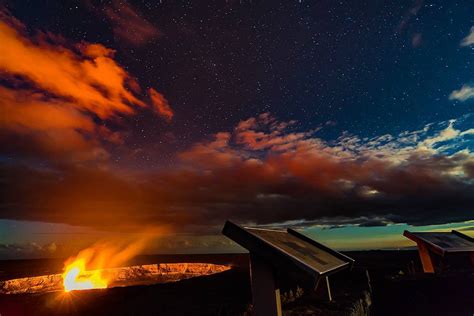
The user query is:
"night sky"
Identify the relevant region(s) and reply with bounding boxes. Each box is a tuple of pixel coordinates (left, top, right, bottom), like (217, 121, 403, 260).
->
(1, 0, 473, 258)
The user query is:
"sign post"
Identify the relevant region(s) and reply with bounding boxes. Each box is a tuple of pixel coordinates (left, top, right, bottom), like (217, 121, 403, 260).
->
(249, 253, 282, 316)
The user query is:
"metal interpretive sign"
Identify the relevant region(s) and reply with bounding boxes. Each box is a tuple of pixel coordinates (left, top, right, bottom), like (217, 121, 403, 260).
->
(222, 221, 354, 316)
(404, 230, 474, 273)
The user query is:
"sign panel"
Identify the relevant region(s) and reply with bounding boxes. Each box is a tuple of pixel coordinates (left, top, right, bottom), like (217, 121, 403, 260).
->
(246, 228, 347, 274)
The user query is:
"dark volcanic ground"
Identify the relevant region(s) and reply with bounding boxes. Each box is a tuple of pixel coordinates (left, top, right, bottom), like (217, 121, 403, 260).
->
(0, 251, 473, 316)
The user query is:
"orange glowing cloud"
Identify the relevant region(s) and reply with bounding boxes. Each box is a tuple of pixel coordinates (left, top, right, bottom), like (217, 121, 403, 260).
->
(0, 9, 172, 163)
(149, 88, 174, 122)
(0, 87, 110, 162)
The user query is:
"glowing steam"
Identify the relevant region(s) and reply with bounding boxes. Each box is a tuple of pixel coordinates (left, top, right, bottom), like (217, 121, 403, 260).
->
(61, 234, 153, 292)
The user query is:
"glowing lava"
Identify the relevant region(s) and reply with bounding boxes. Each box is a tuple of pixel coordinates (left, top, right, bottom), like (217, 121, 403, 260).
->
(62, 258, 108, 292)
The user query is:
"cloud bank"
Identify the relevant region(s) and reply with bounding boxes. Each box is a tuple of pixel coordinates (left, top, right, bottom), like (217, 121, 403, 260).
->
(1, 113, 473, 233)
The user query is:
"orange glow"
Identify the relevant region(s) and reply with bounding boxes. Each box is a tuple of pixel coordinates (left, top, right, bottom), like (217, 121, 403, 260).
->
(62, 258, 107, 292)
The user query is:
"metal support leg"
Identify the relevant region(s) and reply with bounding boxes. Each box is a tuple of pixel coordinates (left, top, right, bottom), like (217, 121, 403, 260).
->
(249, 253, 282, 316)
(314, 275, 333, 302)
(325, 276, 332, 301)
(417, 242, 435, 273)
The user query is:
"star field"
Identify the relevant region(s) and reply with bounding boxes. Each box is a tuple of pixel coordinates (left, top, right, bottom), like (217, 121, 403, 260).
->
(7, 0, 473, 169)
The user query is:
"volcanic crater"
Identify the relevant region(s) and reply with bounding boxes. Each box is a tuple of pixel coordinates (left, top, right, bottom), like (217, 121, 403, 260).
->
(0, 263, 231, 295)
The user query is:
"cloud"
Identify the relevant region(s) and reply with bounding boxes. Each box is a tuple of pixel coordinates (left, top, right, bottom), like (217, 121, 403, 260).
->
(395, 0, 423, 34)
(0, 9, 171, 163)
(449, 84, 474, 102)
(0, 242, 60, 259)
(461, 26, 474, 47)
(103, 0, 160, 46)
(1, 114, 473, 233)
(157, 114, 474, 228)
(0, 12, 143, 116)
(451, 27, 474, 103)
(0, 87, 111, 162)
(149, 88, 174, 122)
(176, 115, 474, 227)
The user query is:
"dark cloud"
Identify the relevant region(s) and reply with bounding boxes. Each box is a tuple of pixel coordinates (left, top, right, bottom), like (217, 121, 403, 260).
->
(1, 114, 473, 233)
(358, 220, 389, 228)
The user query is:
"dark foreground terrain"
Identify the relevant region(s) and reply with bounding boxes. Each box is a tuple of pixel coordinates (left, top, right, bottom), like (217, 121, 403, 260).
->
(0, 251, 473, 315)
